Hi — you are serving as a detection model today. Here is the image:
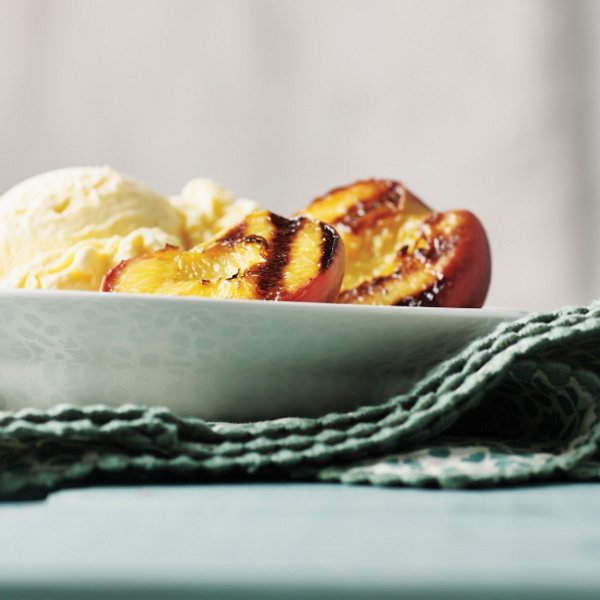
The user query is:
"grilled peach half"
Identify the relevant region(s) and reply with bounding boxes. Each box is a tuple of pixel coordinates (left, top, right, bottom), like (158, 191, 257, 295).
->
(301, 179, 491, 307)
(101, 210, 344, 302)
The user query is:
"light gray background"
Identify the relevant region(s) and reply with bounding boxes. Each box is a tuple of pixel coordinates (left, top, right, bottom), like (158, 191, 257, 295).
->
(0, 0, 598, 310)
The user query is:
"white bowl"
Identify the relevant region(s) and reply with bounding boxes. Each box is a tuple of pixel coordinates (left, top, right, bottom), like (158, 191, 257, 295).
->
(0, 290, 525, 421)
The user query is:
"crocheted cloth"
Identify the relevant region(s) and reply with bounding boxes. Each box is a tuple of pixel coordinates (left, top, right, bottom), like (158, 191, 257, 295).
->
(2, 303, 600, 499)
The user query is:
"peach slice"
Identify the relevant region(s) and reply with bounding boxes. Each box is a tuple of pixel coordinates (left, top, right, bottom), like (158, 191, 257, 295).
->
(101, 210, 345, 303)
(301, 179, 491, 307)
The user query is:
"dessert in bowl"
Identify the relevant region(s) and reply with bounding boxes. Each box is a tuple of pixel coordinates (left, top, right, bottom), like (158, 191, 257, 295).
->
(0, 168, 512, 420)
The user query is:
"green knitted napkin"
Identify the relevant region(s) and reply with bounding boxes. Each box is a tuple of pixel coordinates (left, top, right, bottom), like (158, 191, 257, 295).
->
(1, 302, 600, 499)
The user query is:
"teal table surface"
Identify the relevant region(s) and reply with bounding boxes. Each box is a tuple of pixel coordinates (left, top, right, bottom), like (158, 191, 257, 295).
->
(1, 483, 599, 600)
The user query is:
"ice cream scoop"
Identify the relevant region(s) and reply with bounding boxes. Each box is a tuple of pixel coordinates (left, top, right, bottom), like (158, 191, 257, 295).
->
(0, 167, 260, 291)
(0, 166, 185, 291)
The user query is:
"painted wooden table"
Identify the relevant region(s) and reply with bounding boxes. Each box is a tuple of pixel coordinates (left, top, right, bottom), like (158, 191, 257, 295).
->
(0, 483, 599, 599)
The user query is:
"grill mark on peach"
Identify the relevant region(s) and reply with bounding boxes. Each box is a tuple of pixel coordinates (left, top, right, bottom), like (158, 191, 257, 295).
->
(312, 178, 398, 206)
(218, 221, 248, 246)
(255, 213, 304, 299)
(394, 277, 448, 307)
(338, 256, 423, 303)
(338, 252, 422, 303)
(332, 181, 404, 233)
(319, 223, 338, 272)
(216, 222, 271, 296)
(338, 265, 445, 305)
(338, 220, 454, 304)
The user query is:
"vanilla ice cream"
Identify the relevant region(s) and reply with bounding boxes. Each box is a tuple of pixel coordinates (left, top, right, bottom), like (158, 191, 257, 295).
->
(0, 167, 259, 291)
(0, 166, 184, 291)
(170, 178, 257, 248)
